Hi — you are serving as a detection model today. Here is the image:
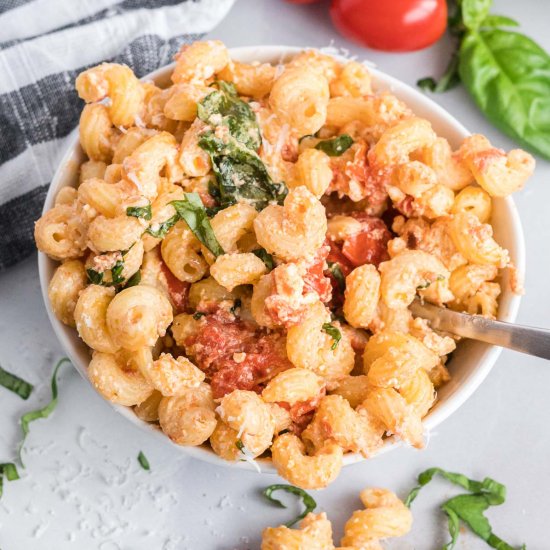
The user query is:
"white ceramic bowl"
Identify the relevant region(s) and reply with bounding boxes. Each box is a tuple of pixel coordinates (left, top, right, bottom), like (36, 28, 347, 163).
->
(38, 45, 525, 472)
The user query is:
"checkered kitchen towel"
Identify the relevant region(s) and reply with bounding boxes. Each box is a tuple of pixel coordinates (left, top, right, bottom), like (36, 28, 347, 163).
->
(0, 0, 234, 271)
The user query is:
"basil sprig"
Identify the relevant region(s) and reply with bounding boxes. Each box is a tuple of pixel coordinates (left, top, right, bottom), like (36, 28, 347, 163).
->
(262, 484, 317, 528)
(314, 134, 354, 156)
(137, 451, 150, 471)
(406, 467, 526, 550)
(170, 193, 224, 257)
(0, 463, 19, 499)
(252, 248, 275, 271)
(126, 203, 152, 221)
(0, 365, 33, 400)
(321, 323, 342, 350)
(198, 81, 261, 151)
(199, 132, 287, 211)
(18, 358, 69, 466)
(419, 0, 550, 159)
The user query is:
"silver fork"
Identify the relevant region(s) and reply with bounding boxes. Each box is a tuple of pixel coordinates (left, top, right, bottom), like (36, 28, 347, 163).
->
(410, 299, 550, 360)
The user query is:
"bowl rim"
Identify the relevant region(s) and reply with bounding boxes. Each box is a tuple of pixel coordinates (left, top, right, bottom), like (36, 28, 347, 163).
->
(38, 44, 525, 473)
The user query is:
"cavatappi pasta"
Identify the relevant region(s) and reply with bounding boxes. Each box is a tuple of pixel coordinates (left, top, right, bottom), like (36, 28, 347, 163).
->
(35, 40, 534, 489)
(261, 486, 412, 549)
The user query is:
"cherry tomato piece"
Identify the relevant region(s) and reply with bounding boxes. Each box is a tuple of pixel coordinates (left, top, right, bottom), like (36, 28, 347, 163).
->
(330, 0, 447, 52)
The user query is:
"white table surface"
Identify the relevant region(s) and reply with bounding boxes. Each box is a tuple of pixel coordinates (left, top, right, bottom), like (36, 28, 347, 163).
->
(1, 0, 549, 548)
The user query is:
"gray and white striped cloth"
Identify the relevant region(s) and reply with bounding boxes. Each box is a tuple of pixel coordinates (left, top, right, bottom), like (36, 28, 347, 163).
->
(0, 0, 234, 271)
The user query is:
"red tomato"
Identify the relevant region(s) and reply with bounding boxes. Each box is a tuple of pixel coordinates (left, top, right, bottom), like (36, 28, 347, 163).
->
(285, 0, 319, 3)
(330, 0, 447, 52)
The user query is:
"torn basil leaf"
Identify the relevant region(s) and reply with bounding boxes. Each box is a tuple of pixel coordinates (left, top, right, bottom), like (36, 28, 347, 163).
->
(252, 248, 274, 271)
(235, 439, 245, 452)
(125, 270, 141, 288)
(321, 323, 342, 350)
(406, 467, 525, 550)
(170, 193, 224, 257)
(263, 484, 317, 528)
(111, 260, 125, 285)
(0, 462, 19, 499)
(193, 312, 206, 320)
(198, 81, 261, 151)
(137, 451, 150, 471)
(314, 134, 354, 156)
(145, 214, 179, 239)
(19, 358, 69, 466)
(199, 132, 287, 211)
(86, 268, 104, 285)
(0, 365, 33, 400)
(327, 262, 346, 292)
(126, 203, 152, 221)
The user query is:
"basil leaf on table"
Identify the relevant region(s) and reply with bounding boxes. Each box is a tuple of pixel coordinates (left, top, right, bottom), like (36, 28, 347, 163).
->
(198, 81, 261, 151)
(459, 28, 550, 159)
(461, 0, 492, 31)
(0, 365, 33, 400)
(314, 134, 354, 156)
(199, 132, 288, 211)
(0, 463, 20, 499)
(18, 358, 69, 465)
(480, 14, 519, 28)
(406, 467, 526, 550)
(262, 484, 317, 528)
(170, 193, 224, 257)
(137, 451, 150, 471)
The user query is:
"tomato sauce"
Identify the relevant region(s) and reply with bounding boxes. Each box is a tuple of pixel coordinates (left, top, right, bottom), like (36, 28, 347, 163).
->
(160, 260, 189, 313)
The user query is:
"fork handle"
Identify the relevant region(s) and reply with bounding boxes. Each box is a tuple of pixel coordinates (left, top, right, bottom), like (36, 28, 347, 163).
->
(410, 301, 550, 360)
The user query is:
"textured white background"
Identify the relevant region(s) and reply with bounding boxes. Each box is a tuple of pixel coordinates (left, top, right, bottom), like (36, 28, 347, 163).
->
(1, 0, 549, 548)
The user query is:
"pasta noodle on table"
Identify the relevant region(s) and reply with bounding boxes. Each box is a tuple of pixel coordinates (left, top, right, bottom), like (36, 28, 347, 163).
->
(34, 40, 534, 489)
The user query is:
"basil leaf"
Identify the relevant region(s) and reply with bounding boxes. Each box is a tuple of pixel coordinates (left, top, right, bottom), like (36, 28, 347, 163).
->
(18, 358, 69, 466)
(252, 248, 274, 271)
(193, 312, 206, 320)
(480, 14, 519, 28)
(146, 214, 179, 239)
(126, 203, 152, 221)
(199, 132, 288, 211)
(170, 193, 224, 257)
(0, 463, 19, 499)
(262, 484, 317, 528)
(327, 262, 346, 292)
(321, 323, 341, 350)
(406, 467, 525, 550)
(314, 134, 354, 156)
(461, 0, 492, 31)
(0, 365, 33, 400)
(459, 29, 550, 159)
(137, 451, 150, 471)
(235, 439, 245, 452)
(198, 81, 261, 151)
(418, 52, 462, 94)
(111, 260, 125, 285)
(125, 270, 141, 288)
(86, 268, 104, 285)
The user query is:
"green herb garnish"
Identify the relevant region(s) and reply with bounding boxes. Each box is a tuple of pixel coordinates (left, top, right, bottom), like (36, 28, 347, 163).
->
(170, 193, 224, 257)
(193, 312, 206, 320)
(321, 323, 342, 350)
(418, 0, 550, 159)
(18, 358, 69, 466)
(314, 134, 354, 156)
(235, 439, 245, 452)
(0, 365, 33, 400)
(86, 268, 104, 285)
(263, 484, 317, 528)
(252, 248, 275, 271)
(406, 467, 526, 550)
(137, 451, 150, 471)
(199, 132, 287, 211)
(145, 214, 179, 239)
(126, 203, 152, 221)
(111, 260, 125, 285)
(125, 270, 141, 288)
(327, 261, 346, 292)
(198, 81, 261, 151)
(0, 463, 19, 499)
